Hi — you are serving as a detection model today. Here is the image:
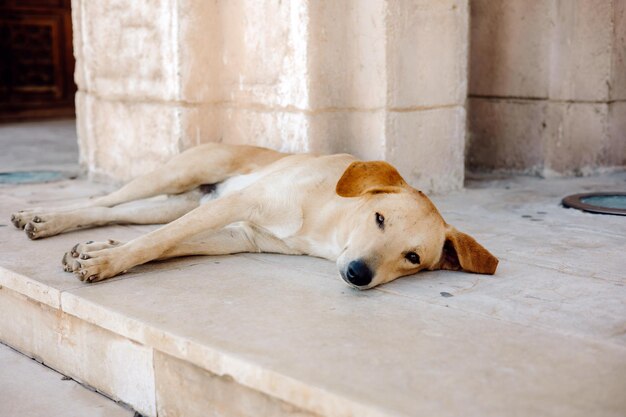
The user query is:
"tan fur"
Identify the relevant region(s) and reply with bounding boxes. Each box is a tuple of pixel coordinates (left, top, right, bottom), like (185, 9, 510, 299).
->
(11, 143, 498, 289)
(336, 161, 408, 197)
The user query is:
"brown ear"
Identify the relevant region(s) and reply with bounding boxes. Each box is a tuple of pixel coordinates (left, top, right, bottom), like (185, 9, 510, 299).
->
(439, 226, 499, 274)
(336, 161, 408, 197)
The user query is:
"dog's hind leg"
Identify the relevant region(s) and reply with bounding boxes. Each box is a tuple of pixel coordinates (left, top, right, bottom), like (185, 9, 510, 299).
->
(25, 191, 202, 240)
(11, 143, 287, 228)
(88, 143, 286, 208)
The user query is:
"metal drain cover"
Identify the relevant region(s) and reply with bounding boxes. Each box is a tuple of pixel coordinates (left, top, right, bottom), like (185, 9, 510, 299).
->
(0, 171, 67, 184)
(562, 192, 626, 216)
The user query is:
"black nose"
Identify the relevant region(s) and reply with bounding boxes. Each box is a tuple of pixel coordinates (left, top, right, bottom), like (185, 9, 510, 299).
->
(345, 260, 373, 287)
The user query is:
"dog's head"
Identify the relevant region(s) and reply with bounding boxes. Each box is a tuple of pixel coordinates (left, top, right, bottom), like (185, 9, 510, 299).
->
(335, 161, 498, 289)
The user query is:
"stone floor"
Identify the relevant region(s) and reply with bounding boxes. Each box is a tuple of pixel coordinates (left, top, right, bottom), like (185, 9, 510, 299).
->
(0, 120, 135, 416)
(0, 342, 133, 417)
(0, 119, 79, 174)
(0, 120, 625, 416)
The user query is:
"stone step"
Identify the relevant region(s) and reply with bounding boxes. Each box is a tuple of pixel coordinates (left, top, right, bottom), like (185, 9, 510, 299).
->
(0, 342, 134, 417)
(1, 176, 625, 417)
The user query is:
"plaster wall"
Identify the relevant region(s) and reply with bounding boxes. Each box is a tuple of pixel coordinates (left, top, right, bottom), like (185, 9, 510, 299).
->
(72, 0, 469, 193)
(468, 0, 626, 176)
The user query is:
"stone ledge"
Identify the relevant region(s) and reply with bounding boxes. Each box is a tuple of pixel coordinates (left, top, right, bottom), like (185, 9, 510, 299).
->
(0, 341, 134, 417)
(1, 176, 626, 417)
(0, 286, 156, 416)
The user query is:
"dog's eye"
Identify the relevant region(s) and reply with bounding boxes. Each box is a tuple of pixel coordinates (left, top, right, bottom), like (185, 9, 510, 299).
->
(405, 251, 420, 264)
(375, 212, 385, 229)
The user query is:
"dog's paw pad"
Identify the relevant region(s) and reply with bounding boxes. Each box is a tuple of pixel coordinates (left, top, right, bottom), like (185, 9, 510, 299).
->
(10, 213, 29, 229)
(24, 222, 38, 240)
(64, 240, 125, 277)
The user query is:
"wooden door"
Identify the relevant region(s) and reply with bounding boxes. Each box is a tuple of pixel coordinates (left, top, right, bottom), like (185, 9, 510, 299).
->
(0, 0, 76, 121)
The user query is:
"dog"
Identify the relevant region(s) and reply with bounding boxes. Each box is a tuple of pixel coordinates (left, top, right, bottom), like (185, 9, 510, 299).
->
(10, 143, 498, 289)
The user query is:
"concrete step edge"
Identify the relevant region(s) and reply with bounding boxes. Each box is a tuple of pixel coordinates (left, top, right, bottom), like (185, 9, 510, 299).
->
(0, 266, 392, 417)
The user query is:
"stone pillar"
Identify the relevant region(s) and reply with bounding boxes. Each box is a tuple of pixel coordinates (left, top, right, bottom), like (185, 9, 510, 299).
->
(72, 0, 468, 193)
(468, 0, 626, 176)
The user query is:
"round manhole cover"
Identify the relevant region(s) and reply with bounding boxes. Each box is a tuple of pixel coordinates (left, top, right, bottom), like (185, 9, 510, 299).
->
(0, 171, 68, 184)
(562, 192, 626, 216)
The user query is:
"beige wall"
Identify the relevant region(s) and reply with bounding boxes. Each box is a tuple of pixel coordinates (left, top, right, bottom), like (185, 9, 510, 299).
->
(72, 0, 469, 193)
(468, 0, 626, 176)
(73, 0, 623, 190)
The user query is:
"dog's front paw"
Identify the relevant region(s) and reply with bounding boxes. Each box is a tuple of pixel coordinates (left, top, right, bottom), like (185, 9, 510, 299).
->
(62, 240, 123, 273)
(73, 256, 115, 283)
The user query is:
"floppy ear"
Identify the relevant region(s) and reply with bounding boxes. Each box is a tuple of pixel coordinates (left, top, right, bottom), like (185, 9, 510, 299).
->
(439, 226, 499, 274)
(336, 161, 408, 197)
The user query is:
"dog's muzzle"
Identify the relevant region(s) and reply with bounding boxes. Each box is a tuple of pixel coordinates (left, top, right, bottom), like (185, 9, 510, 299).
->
(342, 259, 373, 288)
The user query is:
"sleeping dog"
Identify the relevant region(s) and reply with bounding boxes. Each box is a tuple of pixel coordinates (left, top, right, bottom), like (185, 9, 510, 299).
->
(10, 143, 498, 289)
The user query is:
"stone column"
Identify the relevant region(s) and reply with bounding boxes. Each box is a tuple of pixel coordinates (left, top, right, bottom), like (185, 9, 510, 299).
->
(73, 0, 468, 193)
(468, 0, 626, 176)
